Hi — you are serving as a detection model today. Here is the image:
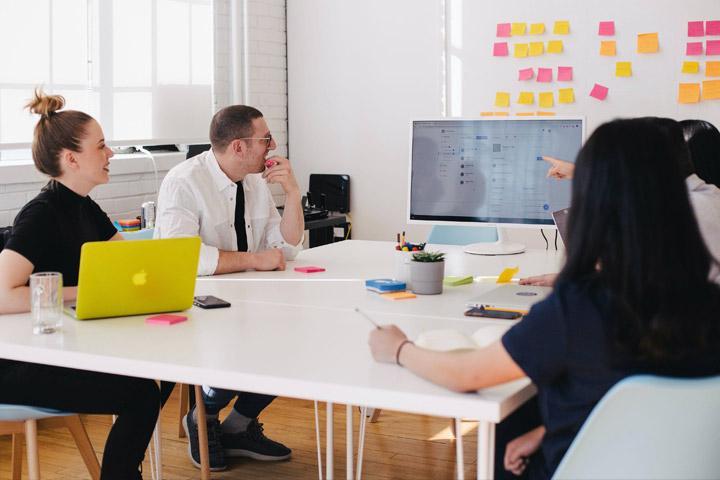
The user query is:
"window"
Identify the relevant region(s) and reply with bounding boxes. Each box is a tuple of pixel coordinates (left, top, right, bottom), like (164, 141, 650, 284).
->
(0, 0, 213, 160)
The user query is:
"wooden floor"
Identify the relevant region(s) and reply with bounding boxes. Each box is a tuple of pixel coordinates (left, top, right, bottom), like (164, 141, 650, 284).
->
(0, 385, 479, 479)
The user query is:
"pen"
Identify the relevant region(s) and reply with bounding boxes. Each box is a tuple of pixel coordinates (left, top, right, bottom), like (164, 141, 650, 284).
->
(354, 307, 380, 329)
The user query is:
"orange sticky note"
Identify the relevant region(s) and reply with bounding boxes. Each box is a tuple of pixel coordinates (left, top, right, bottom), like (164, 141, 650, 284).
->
(514, 43, 529, 58)
(547, 40, 564, 54)
(558, 88, 575, 104)
(529, 41, 544, 56)
(616, 62, 632, 77)
(539, 92, 554, 108)
(517, 91, 535, 105)
(493, 111, 510, 117)
(529, 23, 545, 35)
(553, 20, 570, 35)
(702, 80, 720, 100)
(600, 40, 616, 56)
(516, 112, 535, 116)
(511, 22, 527, 36)
(678, 83, 701, 104)
(707, 61, 720, 77)
(480, 111, 495, 117)
(637, 33, 659, 54)
(495, 92, 511, 107)
(381, 291, 416, 300)
(536, 111, 556, 116)
(497, 267, 519, 284)
(682, 61, 700, 74)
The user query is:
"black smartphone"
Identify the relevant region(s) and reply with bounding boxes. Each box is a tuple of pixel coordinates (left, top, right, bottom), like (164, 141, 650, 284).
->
(193, 295, 231, 309)
(464, 307, 522, 320)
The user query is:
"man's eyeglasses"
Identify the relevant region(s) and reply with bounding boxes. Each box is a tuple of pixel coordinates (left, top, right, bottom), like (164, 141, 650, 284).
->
(238, 134, 273, 146)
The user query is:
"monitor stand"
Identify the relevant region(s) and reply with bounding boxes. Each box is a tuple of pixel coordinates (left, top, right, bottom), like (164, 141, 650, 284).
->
(463, 228, 525, 255)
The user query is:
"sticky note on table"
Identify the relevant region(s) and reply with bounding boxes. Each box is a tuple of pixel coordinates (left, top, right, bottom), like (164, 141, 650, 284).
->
(708, 40, 720, 56)
(557, 66, 573, 81)
(511, 22, 527, 36)
(600, 40, 617, 56)
(590, 83, 609, 100)
(295, 266, 326, 273)
(707, 61, 720, 77)
(678, 83, 701, 104)
(493, 42, 509, 56)
(537, 67, 553, 82)
(497, 267, 519, 284)
(682, 61, 700, 74)
(518, 67, 534, 81)
(558, 88, 575, 104)
(616, 61, 632, 77)
(539, 92, 554, 108)
(517, 91, 535, 105)
(547, 40, 564, 53)
(529, 23, 545, 35)
(443, 275, 473, 286)
(702, 80, 720, 100)
(707, 20, 720, 36)
(514, 43, 529, 58)
(497, 23, 512, 37)
(381, 291, 416, 300)
(495, 92, 510, 107)
(598, 21, 615, 36)
(553, 20, 570, 35)
(687, 42, 703, 56)
(688, 21, 705, 37)
(529, 41, 544, 56)
(637, 33, 659, 53)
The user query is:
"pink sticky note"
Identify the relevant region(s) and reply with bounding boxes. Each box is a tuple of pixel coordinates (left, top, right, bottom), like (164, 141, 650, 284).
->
(537, 68, 553, 83)
(687, 42, 703, 55)
(688, 21, 705, 37)
(557, 66, 573, 81)
(146, 314, 187, 325)
(518, 68, 534, 81)
(497, 23, 511, 37)
(708, 40, 720, 55)
(295, 266, 326, 273)
(707, 21, 720, 36)
(493, 42, 509, 56)
(598, 21, 615, 36)
(590, 83, 609, 101)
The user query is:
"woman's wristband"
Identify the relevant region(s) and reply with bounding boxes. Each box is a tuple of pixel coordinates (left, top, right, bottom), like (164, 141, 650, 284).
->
(395, 339, 414, 366)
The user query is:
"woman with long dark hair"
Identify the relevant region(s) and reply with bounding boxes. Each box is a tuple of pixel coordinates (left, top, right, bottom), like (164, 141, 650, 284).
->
(680, 119, 720, 188)
(368, 118, 720, 478)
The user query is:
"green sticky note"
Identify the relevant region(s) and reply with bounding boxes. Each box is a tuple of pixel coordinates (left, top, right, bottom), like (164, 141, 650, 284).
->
(443, 275, 474, 286)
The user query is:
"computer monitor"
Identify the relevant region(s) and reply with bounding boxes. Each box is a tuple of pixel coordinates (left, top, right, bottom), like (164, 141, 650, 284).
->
(408, 117, 585, 255)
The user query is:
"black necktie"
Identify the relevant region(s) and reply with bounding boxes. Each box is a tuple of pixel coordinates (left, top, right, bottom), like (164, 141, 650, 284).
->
(234, 181, 248, 252)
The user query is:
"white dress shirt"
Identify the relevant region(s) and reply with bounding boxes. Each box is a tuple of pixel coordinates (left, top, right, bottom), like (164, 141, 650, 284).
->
(687, 174, 720, 282)
(155, 149, 302, 276)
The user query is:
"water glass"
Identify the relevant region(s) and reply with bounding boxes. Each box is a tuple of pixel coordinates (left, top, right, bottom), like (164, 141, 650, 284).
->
(30, 272, 63, 334)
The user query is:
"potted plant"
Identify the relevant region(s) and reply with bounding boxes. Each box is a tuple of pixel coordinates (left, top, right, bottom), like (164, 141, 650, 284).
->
(409, 251, 445, 295)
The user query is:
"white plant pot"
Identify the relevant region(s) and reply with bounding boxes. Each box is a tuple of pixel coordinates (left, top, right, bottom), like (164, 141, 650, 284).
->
(410, 260, 445, 295)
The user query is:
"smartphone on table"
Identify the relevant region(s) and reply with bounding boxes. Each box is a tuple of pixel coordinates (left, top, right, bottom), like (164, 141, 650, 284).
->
(464, 306, 522, 320)
(193, 295, 231, 309)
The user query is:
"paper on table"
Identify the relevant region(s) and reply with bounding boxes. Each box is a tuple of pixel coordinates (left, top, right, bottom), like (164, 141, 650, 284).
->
(537, 67, 553, 82)
(415, 325, 510, 352)
(493, 42, 509, 56)
(637, 33, 659, 53)
(708, 40, 720, 56)
(708, 61, 720, 77)
(497, 23, 512, 37)
(682, 61, 700, 74)
(495, 92, 511, 107)
(512, 22, 527, 36)
(558, 88, 575, 104)
(678, 83, 701, 104)
(497, 266, 519, 283)
(687, 42, 704, 56)
(539, 92, 554, 108)
(688, 21, 705, 37)
(553, 20, 570, 35)
(547, 40, 564, 54)
(702, 80, 720, 100)
(518, 67, 534, 81)
(529, 41, 544, 56)
(598, 21, 615, 36)
(557, 66, 573, 81)
(616, 61, 632, 77)
(530, 23, 545, 35)
(517, 92, 534, 105)
(600, 40, 617, 56)
(590, 83, 609, 100)
(707, 20, 720, 36)
(514, 43, 529, 58)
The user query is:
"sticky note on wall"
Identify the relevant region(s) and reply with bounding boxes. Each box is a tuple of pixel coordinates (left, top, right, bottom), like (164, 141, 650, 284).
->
(495, 92, 511, 107)
(707, 21, 720, 36)
(517, 92, 535, 105)
(590, 83, 609, 100)
(537, 67, 553, 82)
(539, 92, 554, 108)
(497, 23, 512, 37)
(529, 42, 544, 56)
(616, 62, 632, 77)
(707, 62, 720, 77)
(514, 43, 529, 58)
(678, 83, 701, 104)
(708, 40, 720, 56)
(702, 80, 720, 100)
(547, 40, 564, 53)
(553, 20, 570, 35)
(530, 23, 545, 35)
(557, 66, 573, 81)
(558, 88, 575, 104)
(637, 33, 659, 53)
(518, 68, 534, 81)
(598, 21, 615, 36)
(512, 23, 527, 36)
(493, 42, 509, 56)
(600, 40, 617, 56)
(682, 61, 700, 74)
(688, 21, 705, 37)
(687, 42, 703, 56)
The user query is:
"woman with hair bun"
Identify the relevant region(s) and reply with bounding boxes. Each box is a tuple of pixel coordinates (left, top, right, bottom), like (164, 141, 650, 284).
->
(0, 90, 160, 480)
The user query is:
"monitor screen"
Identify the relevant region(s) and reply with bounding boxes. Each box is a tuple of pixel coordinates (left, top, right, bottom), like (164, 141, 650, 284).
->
(409, 118, 584, 226)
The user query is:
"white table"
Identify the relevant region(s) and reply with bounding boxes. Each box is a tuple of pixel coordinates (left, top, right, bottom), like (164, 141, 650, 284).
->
(0, 240, 564, 479)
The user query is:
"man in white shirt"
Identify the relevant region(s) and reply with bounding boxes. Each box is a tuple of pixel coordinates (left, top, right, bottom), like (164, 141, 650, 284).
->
(155, 105, 303, 470)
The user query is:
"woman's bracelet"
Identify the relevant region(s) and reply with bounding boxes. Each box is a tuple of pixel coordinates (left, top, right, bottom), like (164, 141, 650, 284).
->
(395, 339, 414, 366)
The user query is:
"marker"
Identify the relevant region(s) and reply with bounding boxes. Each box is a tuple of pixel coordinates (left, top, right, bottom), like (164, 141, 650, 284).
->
(354, 307, 380, 329)
(265, 159, 277, 168)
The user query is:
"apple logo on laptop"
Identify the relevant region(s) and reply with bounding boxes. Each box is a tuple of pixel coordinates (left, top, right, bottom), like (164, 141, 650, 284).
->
(132, 270, 148, 286)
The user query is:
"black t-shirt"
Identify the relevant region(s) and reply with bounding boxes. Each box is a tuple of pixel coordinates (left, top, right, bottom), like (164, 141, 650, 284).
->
(501, 280, 720, 478)
(5, 180, 117, 287)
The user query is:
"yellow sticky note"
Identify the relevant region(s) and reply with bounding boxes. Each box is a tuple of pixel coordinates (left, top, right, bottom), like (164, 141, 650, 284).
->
(539, 92, 554, 108)
(678, 83, 701, 104)
(558, 88, 575, 104)
(381, 291, 416, 300)
(514, 43, 529, 58)
(529, 41, 544, 56)
(637, 33, 659, 54)
(495, 92, 510, 107)
(682, 61, 700, 74)
(707, 61, 720, 77)
(516, 112, 535, 116)
(547, 40, 564, 54)
(702, 80, 720, 100)
(616, 61, 632, 77)
(530, 23, 545, 35)
(553, 20, 570, 35)
(600, 40, 616, 56)
(517, 92, 535, 105)
(511, 22, 527, 36)
(497, 267, 520, 284)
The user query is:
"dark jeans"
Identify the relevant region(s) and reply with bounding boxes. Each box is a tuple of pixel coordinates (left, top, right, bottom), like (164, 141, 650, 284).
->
(0, 361, 160, 480)
(159, 382, 275, 418)
(495, 396, 545, 480)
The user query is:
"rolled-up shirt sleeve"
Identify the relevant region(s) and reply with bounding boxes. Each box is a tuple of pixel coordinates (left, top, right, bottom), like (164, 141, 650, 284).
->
(155, 177, 219, 276)
(260, 193, 303, 260)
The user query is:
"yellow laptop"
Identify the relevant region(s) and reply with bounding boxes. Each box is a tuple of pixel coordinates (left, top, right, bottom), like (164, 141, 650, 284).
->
(65, 237, 201, 320)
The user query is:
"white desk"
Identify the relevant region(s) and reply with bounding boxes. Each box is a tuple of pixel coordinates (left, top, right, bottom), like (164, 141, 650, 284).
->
(0, 240, 564, 479)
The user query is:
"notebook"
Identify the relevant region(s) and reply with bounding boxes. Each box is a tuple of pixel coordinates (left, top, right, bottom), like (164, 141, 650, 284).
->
(466, 284, 551, 314)
(416, 325, 510, 352)
(65, 237, 201, 320)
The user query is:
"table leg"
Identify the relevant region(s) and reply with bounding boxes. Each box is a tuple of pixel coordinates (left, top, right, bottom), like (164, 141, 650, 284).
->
(455, 418, 464, 480)
(346, 404, 354, 480)
(194, 385, 211, 480)
(476, 421, 495, 480)
(356, 406, 367, 480)
(326, 402, 334, 480)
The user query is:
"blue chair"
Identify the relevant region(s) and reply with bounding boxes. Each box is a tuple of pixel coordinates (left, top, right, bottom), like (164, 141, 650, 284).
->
(426, 225, 498, 245)
(0, 405, 100, 479)
(553, 374, 720, 479)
